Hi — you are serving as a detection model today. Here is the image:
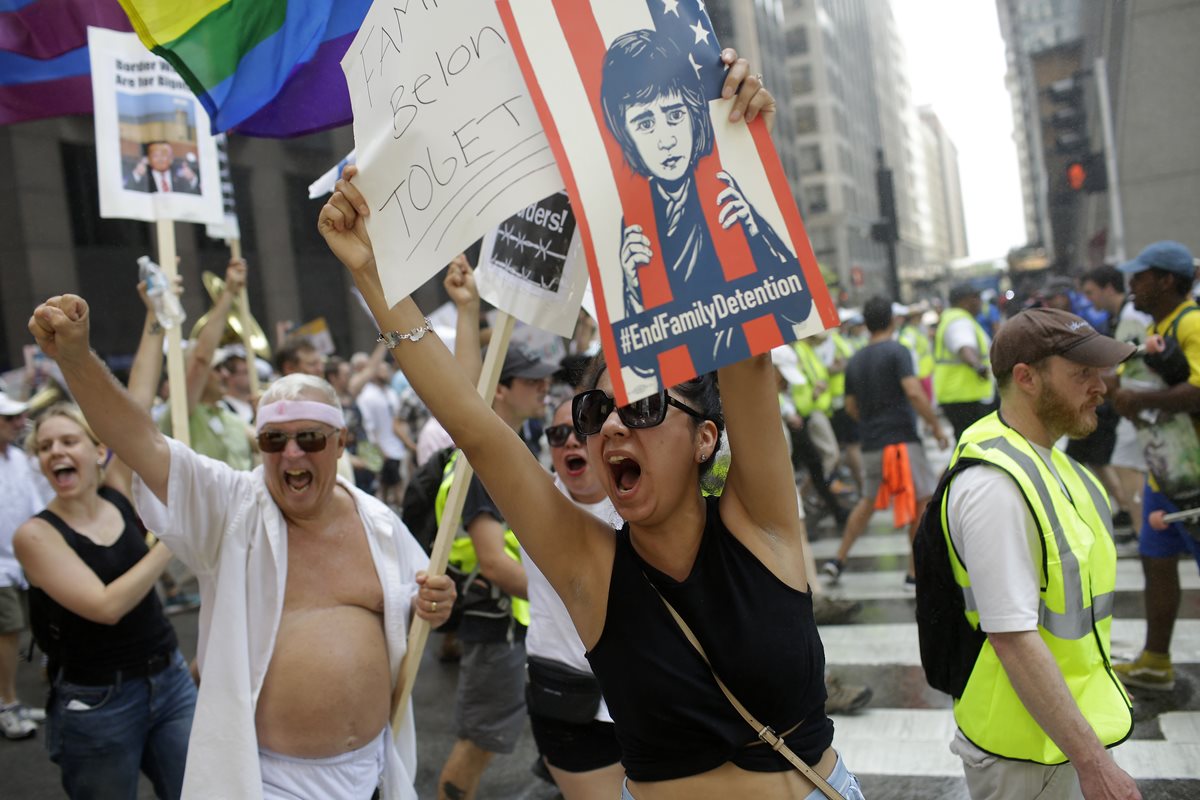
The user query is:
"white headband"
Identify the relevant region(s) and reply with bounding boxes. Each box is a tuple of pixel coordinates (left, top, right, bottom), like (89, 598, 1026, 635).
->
(256, 400, 345, 433)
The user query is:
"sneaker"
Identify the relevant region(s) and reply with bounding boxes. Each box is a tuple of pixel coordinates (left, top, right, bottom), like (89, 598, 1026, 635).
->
(904, 574, 917, 591)
(1112, 509, 1133, 529)
(163, 593, 201, 616)
(1113, 651, 1175, 691)
(820, 559, 843, 584)
(824, 675, 873, 715)
(812, 594, 862, 626)
(15, 704, 45, 724)
(0, 704, 36, 740)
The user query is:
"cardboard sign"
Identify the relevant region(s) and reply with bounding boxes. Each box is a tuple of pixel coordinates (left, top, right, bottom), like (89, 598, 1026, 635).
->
(205, 133, 240, 241)
(498, 0, 837, 404)
(477, 191, 588, 337)
(341, 0, 564, 307)
(88, 27, 223, 225)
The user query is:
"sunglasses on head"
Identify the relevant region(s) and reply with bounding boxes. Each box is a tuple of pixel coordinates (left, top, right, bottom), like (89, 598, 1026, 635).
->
(572, 389, 705, 437)
(545, 424, 576, 448)
(257, 429, 335, 454)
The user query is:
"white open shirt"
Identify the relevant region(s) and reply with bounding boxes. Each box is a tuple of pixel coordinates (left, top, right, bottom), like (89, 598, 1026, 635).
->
(135, 438, 426, 800)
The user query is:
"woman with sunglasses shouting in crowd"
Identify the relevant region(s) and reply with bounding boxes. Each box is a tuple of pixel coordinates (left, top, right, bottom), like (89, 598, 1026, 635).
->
(13, 403, 197, 798)
(320, 52, 861, 800)
(524, 398, 625, 800)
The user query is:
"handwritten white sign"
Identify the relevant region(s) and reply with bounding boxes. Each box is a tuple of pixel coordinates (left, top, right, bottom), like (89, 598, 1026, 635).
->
(341, 0, 564, 307)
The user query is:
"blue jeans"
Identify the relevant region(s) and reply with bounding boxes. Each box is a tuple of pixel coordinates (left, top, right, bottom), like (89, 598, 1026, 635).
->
(620, 753, 865, 799)
(46, 650, 197, 800)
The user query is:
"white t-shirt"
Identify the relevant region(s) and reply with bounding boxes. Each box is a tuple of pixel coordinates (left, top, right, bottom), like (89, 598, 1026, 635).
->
(357, 381, 407, 461)
(521, 475, 621, 723)
(945, 441, 1066, 633)
(416, 417, 454, 468)
(0, 445, 46, 588)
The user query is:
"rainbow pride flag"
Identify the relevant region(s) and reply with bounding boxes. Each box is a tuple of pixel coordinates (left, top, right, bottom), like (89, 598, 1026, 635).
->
(118, 0, 371, 137)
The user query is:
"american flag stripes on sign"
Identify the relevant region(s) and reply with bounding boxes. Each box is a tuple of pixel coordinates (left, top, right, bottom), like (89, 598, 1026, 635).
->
(498, 0, 836, 405)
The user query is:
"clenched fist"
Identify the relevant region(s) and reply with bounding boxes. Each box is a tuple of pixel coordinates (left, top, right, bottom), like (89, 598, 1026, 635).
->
(29, 295, 91, 363)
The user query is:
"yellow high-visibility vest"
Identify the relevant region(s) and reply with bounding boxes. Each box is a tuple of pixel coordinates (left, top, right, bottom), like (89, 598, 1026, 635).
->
(943, 413, 1132, 763)
(933, 308, 992, 404)
(436, 452, 530, 627)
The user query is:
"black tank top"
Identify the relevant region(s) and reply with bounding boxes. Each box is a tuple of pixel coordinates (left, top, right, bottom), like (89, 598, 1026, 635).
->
(28, 487, 177, 678)
(586, 495, 834, 781)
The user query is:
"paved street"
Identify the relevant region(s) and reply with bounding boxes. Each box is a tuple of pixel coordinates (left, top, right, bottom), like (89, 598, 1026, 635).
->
(5, 475, 1200, 797)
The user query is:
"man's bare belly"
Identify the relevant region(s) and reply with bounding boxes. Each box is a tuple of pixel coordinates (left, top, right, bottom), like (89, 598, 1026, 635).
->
(255, 605, 391, 758)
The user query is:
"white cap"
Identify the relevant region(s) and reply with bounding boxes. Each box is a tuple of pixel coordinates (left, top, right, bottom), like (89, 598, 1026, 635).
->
(892, 303, 910, 317)
(0, 391, 29, 416)
(770, 346, 806, 387)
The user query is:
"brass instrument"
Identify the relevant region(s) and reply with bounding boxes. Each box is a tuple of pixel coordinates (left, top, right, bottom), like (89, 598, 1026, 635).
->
(188, 271, 270, 360)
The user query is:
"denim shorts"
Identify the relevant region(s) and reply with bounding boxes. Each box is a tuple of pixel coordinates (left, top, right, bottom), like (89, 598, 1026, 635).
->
(620, 752, 865, 799)
(46, 649, 197, 800)
(1138, 483, 1200, 568)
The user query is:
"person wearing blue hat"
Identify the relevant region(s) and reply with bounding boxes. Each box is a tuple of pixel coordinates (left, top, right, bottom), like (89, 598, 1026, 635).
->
(1110, 240, 1200, 691)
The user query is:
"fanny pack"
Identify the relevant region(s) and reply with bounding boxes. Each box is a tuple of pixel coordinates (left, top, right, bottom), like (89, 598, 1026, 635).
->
(525, 655, 603, 725)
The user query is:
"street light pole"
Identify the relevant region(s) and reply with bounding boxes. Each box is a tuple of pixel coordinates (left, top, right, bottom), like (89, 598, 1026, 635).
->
(1094, 56, 1126, 263)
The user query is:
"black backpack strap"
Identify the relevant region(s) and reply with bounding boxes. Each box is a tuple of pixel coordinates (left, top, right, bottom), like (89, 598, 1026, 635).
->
(913, 458, 988, 698)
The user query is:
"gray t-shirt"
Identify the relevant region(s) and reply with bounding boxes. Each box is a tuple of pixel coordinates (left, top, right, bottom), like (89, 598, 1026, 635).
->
(844, 339, 918, 451)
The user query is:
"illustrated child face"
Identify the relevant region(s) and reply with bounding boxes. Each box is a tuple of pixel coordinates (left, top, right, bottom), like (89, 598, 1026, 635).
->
(623, 91, 694, 183)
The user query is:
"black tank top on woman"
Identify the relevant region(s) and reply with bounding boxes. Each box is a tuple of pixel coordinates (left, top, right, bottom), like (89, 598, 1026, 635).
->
(585, 495, 834, 782)
(28, 487, 177, 679)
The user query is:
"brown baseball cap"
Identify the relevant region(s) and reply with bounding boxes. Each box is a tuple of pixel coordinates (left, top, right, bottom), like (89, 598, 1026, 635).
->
(990, 308, 1135, 379)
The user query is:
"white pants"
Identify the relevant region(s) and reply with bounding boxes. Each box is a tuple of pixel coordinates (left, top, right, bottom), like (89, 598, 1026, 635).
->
(260, 727, 388, 800)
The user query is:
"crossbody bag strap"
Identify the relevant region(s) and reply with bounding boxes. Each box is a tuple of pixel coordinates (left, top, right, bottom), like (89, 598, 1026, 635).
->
(649, 584, 846, 800)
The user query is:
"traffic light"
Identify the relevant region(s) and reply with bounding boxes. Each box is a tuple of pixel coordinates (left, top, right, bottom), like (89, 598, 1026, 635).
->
(1047, 76, 1086, 155)
(1066, 152, 1107, 193)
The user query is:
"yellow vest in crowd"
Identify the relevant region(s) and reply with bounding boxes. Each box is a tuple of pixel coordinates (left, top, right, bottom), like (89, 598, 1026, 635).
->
(828, 331, 858, 408)
(943, 414, 1133, 763)
(898, 323, 934, 380)
(933, 308, 992, 404)
(436, 451, 530, 627)
(792, 339, 832, 416)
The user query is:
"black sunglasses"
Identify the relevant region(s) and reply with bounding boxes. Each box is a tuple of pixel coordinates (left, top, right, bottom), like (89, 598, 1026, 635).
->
(572, 389, 705, 437)
(545, 424, 576, 448)
(257, 429, 335, 454)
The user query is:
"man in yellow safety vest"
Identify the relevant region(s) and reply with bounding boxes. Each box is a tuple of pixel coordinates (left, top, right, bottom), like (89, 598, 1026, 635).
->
(934, 284, 995, 443)
(924, 308, 1139, 799)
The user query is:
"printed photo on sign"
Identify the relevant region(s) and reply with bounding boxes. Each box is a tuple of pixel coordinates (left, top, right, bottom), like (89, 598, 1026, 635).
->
(498, 0, 837, 404)
(478, 190, 590, 337)
(117, 93, 203, 195)
(340, 0, 565, 308)
(89, 27, 223, 225)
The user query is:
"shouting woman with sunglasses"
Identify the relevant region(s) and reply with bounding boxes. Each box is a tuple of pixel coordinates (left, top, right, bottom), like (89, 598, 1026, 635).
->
(13, 403, 197, 798)
(524, 398, 624, 800)
(321, 52, 860, 800)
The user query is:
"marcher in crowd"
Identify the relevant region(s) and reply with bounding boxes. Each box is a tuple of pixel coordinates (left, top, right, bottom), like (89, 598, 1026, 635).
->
(930, 308, 1139, 800)
(14, 404, 197, 798)
(320, 50, 864, 800)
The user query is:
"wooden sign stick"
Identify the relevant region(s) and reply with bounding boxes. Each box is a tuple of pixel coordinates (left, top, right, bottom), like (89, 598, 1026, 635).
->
(157, 218, 190, 448)
(228, 237, 260, 396)
(391, 311, 516, 732)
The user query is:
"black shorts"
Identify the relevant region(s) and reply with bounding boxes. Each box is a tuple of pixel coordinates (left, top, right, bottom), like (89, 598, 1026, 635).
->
(831, 408, 860, 445)
(528, 712, 622, 773)
(379, 458, 403, 488)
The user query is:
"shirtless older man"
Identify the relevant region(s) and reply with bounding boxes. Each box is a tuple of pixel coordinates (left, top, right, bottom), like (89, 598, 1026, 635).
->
(28, 294, 455, 800)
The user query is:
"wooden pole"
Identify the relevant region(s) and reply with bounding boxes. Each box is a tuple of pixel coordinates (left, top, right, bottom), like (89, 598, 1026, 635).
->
(157, 219, 189, 448)
(228, 238, 260, 396)
(391, 312, 516, 731)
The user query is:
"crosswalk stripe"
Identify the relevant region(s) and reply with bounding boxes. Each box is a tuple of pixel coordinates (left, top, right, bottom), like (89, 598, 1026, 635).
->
(820, 620, 1200, 666)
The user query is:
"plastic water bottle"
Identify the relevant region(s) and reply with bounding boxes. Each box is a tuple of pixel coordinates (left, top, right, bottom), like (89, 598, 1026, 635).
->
(138, 256, 186, 330)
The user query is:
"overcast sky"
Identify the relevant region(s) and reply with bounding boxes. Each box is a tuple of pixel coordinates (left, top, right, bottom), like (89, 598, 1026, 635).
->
(891, 0, 1026, 262)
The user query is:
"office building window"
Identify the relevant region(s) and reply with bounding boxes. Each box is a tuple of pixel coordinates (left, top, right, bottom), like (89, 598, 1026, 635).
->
(799, 144, 823, 174)
(62, 142, 151, 248)
(794, 105, 818, 134)
(786, 25, 809, 55)
(790, 64, 813, 95)
(806, 184, 828, 214)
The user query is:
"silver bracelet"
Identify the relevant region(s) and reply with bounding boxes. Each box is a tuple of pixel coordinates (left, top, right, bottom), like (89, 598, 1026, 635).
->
(377, 317, 433, 348)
